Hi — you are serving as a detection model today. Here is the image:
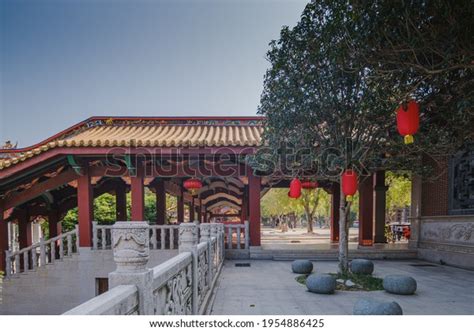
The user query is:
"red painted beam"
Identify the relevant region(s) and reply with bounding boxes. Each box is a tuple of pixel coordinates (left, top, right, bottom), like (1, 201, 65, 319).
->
(330, 182, 340, 243)
(0, 147, 256, 180)
(248, 169, 261, 246)
(3, 169, 79, 210)
(77, 171, 93, 247)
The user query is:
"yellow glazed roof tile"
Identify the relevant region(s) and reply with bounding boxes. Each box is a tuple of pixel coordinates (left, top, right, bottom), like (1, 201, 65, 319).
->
(0, 120, 263, 170)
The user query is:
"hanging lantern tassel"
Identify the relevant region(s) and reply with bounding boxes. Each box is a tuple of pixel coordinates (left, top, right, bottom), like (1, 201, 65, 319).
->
(342, 170, 358, 202)
(288, 178, 302, 199)
(396, 100, 420, 145)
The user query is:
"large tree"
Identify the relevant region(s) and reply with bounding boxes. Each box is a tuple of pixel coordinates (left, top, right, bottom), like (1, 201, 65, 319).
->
(253, 0, 473, 274)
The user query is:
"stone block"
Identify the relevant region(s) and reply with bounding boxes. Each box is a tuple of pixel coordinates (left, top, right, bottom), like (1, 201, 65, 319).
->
(306, 274, 336, 294)
(291, 260, 313, 274)
(353, 298, 403, 315)
(383, 275, 417, 295)
(350, 259, 374, 275)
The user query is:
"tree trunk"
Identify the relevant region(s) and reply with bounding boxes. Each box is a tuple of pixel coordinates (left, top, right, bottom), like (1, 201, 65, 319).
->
(305, 206, 313, 233)
(338, 181, 351, 275)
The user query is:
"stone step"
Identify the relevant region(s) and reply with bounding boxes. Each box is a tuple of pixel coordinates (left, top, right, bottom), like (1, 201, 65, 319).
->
(250, 249, 418, 261)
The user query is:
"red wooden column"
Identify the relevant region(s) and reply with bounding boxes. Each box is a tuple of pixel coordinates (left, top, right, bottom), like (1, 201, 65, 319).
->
(18, 209, 32, 248)
(155, 180, 166, 225)
(130, 168, 145, 221)
(0, 199, 9, 272)
(197, 199, 202, 223)
(48, 208, 61, 239)
(189, 199, 195, 222)
(203, 207, 208, 223)
(77, 170, 93, 247)
(330, 182, 340, 243)
(358, 175, 374, 246)
(115, 180, 127, 222)
(177, 188, 184, 223)
(248, 170, 261, 246)
(374, 171, 388, 243)
(240, 186, 248, 224)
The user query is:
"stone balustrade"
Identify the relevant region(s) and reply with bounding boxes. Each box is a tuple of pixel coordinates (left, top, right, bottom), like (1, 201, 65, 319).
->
(63, 221, 225, 315)
(223, 221, 249, 250)
(4, 226, 79, 278)
(92, 222, 180, 250)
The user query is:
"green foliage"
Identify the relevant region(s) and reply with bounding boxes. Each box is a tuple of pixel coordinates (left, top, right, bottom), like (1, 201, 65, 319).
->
(62, 189, 174, 231)
(296, 273, 384, 291)
(261, 188, 300, 217)
(385, 171, 411, 212)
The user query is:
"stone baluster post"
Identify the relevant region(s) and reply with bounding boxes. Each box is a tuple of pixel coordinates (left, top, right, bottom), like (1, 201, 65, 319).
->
(178, 223, 199, 313)
(108, 222, 154, 315)
(178, 223, 198, 253)
(199, 223, 212, 243)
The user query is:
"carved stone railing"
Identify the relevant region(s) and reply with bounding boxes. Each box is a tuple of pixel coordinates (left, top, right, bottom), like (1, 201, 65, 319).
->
(4, 227, 79, 278)
(64, 222, 224, 315)
(92, 222, 180, 250)
(63, 285, 139, 315)
(223, 221, 249, 250)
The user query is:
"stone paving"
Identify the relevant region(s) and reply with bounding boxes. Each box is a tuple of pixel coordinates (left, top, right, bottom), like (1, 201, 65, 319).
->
(210, 259, 474, 315)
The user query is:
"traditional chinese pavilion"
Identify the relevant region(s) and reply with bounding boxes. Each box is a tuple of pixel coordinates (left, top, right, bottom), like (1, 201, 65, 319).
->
(1, 116, 472, 277)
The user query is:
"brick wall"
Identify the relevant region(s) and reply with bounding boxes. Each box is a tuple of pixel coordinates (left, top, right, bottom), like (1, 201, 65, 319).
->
(421, 155, 449, 216)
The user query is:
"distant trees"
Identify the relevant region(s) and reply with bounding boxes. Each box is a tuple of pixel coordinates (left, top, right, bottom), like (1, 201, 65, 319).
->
(61, 190, 177, 232)
(261, 188, 331, 233)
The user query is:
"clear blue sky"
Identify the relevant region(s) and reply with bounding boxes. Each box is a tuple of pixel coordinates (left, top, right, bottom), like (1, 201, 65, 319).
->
(0, 0, 307, 147)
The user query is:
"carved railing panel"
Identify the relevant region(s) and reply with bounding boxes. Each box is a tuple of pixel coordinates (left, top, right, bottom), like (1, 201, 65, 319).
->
(152, 253, 193, 315)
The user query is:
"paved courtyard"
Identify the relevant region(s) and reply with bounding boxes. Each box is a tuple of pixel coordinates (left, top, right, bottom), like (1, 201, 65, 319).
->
(210, 259, 474, 315)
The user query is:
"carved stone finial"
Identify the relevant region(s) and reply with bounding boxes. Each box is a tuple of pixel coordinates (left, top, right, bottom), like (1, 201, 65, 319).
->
(111, 221, 150, 272)
(210, 223, 219, 238)
(200, 223, 212, 243)
(178, 223, 198, 253)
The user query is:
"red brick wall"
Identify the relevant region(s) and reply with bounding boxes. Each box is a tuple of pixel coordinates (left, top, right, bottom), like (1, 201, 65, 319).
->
(421, 156, 449, 216)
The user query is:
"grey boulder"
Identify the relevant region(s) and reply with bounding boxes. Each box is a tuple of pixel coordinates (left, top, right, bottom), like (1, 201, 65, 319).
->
(353, 298, 403, 315)
(383, 275, 417, 295)
(350, 259, 374, 275)
(292, 260, 313, 274)
(306, 274, 336, 294)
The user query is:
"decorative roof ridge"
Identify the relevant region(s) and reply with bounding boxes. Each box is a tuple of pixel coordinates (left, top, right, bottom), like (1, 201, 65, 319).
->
(0, 116, 265, 154)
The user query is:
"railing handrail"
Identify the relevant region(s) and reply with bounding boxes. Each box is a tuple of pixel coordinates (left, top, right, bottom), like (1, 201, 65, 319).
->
(152, 252, 192, 290)
(63, 285, 138, 315)
(8, 228, 77, 257)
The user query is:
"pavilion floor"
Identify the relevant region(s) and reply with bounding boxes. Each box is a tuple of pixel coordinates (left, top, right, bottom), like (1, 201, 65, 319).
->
(209, 259, 474, 315)
(260, 226, 408, 251)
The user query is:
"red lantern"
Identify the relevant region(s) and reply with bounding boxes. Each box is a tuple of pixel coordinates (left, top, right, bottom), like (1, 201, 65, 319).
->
(301, 180, 319, 190)
(183, 178, 202, 195)
(341, 170, 358, 202)
(288, 178, 302, 199)
(396, 100, 420, 144)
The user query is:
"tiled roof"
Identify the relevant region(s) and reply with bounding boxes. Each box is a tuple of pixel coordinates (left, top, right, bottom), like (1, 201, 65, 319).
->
(0, 118, 263, 170)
